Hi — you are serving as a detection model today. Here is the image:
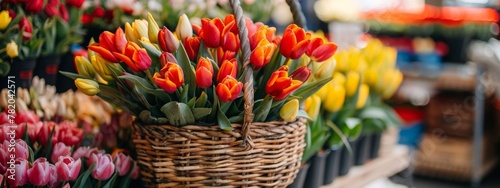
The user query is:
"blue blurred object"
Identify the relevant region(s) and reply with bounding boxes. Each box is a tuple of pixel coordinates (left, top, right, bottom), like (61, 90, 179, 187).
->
(398, 122, 424, 148)
(396, 50, 412, 67)
(414, 52, 442, 70)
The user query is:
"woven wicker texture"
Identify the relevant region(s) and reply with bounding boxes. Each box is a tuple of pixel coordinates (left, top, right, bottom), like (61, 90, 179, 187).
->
(133, 118, 306, 187)
(132, 0, 309, 187)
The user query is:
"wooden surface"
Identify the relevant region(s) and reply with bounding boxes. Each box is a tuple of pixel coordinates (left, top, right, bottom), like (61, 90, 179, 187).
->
(322, 145, 410, 188)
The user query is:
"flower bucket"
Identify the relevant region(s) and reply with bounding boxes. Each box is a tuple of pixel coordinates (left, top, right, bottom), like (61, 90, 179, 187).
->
(286, 163, 310, 188)
(323, 147, 341, 185)
(34, 54, 61, 86)
(303, 149, 330, 188)
(0, 57, 36, 88)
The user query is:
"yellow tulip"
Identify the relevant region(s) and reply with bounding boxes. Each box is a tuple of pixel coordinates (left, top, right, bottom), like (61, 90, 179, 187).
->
(147, 13, 160, 43)
(382, 69, 403, 99)
(133, 20, 149, 40)
(334, 51, 348, 73)
(324, 84, 345, 112)
(345, 71, 360, 97)
(280, 99, 299, 122)
(125, 22, 140, 44)
(5, 40, 18, 58)
(315, 82, 329, 102)
(313, 56, 336, 80)
(0, 11, 11, 30)
(356, 84, 369, 109)
(364, 67, 378, 87)
(304, 95, 321, 120)
(332, 72, 346, 86)
(75, 56, 96, 78)
(176, 14, 193, 41)
(89, 52, 113, 81)
(374, 68, 393, 94)
(75, 78, 100, 96)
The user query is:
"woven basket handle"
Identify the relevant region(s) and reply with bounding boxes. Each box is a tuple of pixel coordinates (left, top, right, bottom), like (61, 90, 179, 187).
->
(229, 0, 307, 147)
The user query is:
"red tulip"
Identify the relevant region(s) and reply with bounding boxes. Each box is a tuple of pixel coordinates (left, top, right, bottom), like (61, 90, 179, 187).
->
(51, 142, 71, 163)
(306, 37, 337, 62)
(280, 24, 311, 59)
(216, 76, 243, 103)
(217, 58, 238, 83)
(81, 14, 93, 24)
(38, 122, 57, 146)
(113, 153, 132, 176)
(0, 143, 7, 174)
(114, 42, 152, 72)
(195, 57, 214, 88)
(55, 156, 82, 181)
(27, 158, 51, 186)
(44, 0, 59, 17)
(6, 159, 29, 187)
(93, 6, 106, 18)
(221, 21, 239, 52)
(250, 40, 276, 70)
(59, 5, 69, 22)
(266, 66, 303, 100)
(0, 113, 8, 124)
(159, 52, 177, 67)
(183, 37, 201, 61)
(48, 164, 60, 188)
(67, 0, 84, 8)
(153, 62, 184, 93)
(89, 153, 115, 181)
(216, 47, 236, 65)
(8, 10, 16, 19)
(15, 110, 39, 124)
(200, 18, 223, 48)
(28, 122, 43, 143)
(0, 122, 25, 141)
(130, 161, 140, 179)
(57, 121, 83, 146)
(290, 66, 311, 82)
(26, 0, 43, 14)
(158, 26, 179, 53)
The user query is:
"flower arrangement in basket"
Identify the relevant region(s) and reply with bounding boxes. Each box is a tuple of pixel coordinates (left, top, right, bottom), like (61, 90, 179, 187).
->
(62, 0, 337, 186)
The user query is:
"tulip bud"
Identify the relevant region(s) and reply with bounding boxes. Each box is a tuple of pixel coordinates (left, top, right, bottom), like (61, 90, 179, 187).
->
(345, 71, 360, 97)
(125, 22, 140, 44)
(313, 57, 336, 80)
(382, 69, 403, 99)
(44, 0, 59, 17)
(356, 84, 369, 109)
(290, 66, 312, 83)
(130, 161, 140, 179)
(132, 20, 148, 40)
(364, 67, 378, 87)
(75, 78, 100, 96)
(195, 57, 214, 88)
(324, 84, 345, 112)
(6, 40, 18, 58)
(67, 0, 85, 8)
(113, 153, 132, 176)
(280, 99, 299, 122)
(27, 158, 51, 186)
(6, 159, 29, 187)
(304, 95, 321, 120)
(26, 0, 43, 14)
(217, 58, 237, 83)
(176, 14, 193, 41)
(215, 76, 243, 103)
(12, 140, 29, 160)
(184, 37, 201, 61)
(266, 66, 303, 100)
(19, 16, 33, 40)
(280, 24, 311, 59)
(55, 156, 82, 181)
(89, 153, 115, 181)
(147, 13, 160, 43)
(153, 62, 184, 93)
(75, 56, 96, 78)
(159, 52, 177, 67)
(158, 26, 179, 53)
(48, 164, 59, 188)
(0, 10, 12, 30)
(51, 142, 71, 163)
(332, 72, 346, 86)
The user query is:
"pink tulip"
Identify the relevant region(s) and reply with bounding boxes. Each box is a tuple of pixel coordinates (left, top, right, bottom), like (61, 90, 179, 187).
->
(113, 153, 132, 176)
(38, 122, 58, 146)
(72, 146, 91, 160)
(28, 158, 51, 186)
(56, 156, 81, 181)
(5, 140, 29, 161)
(63, 183, 71, 188)
(0, 112, 9, 124)
(130, 161, 140, 179)
(89, 153, 115, 180)
(57, 121, 83, 146)
(6, 158, 29, 186)
(15, 110, 39, 124)
(48, 164, 60, 188)
(0, 123, 25, 141)
(28, 122, 43, 142)
(51, 142, 71, 163)
(0, 144, 8, 174)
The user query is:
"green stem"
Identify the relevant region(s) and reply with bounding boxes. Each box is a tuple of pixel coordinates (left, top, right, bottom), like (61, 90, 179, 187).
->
(98, 180, 101, 188)
(307, 59, 314, 69)
(0, 25, 20, 40)
(145, 69, 158, 89)
(284, 58, 292, 67)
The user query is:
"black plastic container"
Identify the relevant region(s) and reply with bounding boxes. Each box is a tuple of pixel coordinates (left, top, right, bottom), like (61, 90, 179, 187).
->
(34, 55, 61, 86)
(338, 140, 356, 176)
(354, 134, 371, 166)
(287, 163, 310, 188)
(369, 132, 382, 159)
(304, 150, 330, 188)
(323, 147, 341, 185)
(56, 52, 77, 93)
(0, 57, 37, 89)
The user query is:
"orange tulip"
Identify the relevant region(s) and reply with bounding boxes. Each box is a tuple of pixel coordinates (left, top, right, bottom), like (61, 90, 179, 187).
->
(153, 62, 184, 93)
(266, 66, 303, 100)
(159, 52, 177, 67)
(279, 24, 311, 59)
(216, 75, 243, 103)
(195, 57, 214, 88)
(183, 37, 201, 61)
(306, 37, 338, 62)
(221, 21, 239, 52)
(113, 42, 152, 72)
(200, 18, 224, 48)
(88, 28, 127, 63)
(216, 47, 236, 65)
(217, 58, 238, 83)
(250, 40, 276, 70)
(249, 26, 276, 50)
(290, 66, 311, 82)
(158, 26, 179, 53)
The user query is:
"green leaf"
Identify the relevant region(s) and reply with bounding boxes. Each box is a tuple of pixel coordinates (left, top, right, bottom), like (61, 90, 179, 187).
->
(296, 109, 312, 121)
(45, 126, 56, 159)
(160, 102, 195, 126)
(59, 71, 89, 80)
(228, 114, 244, 123)
(119, 162, 135, 188)
(103, 172, 119, 188)
(187, 97, 197, 108)
(254, 96, 272, 122)
(293, 77, 332, 103)
(217, 105, 232, 131)
(140, 40, 161, 57)
(28, 144, 34, 163)
(132, 86, 154, 108)
(193, 108, 212, 120)
(177, 43, 197, 97)
(302, 117, 329, 163)
(326, 120, 352, 154)
(73, 164, 96, 188)
(0, 62, 10, 77)
(219, 101, 232, 114)
(255, 52, 282, 99)
(118, 74, 154, 89)
(195, 91, 208, 107)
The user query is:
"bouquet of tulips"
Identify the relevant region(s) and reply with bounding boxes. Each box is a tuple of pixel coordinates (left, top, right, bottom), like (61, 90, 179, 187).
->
(0, 110, 140, 188)
(302, 35, 402, 158)
(62, 12, 337, 129)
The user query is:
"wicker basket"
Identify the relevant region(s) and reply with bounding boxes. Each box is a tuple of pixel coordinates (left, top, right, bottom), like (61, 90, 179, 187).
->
(132, 0, 309, 187)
